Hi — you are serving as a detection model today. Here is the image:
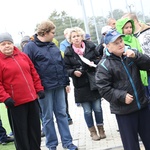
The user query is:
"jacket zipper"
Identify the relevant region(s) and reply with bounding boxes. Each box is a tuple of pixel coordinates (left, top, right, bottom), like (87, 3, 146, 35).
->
(12, 56, 35, 99)
(120, 57, 141, 109)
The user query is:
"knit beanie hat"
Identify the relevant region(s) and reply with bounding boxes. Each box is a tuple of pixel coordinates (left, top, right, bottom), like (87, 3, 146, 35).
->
(21, 35, 30, 44)
(20, 35, 30, 49)
(0, 32, 13, 43)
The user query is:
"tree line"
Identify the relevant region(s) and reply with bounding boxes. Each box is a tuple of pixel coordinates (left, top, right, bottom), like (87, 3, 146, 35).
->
(39, 9, 150, 45)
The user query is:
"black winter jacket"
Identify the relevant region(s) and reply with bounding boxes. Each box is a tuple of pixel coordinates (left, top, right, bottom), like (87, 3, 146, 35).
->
(96, 48, 150, 115)
(64, 40, 100, 103)
(23, 34, 70, 90)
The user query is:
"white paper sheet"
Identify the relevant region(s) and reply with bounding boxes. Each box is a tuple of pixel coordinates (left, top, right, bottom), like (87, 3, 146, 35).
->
(79, 56, 97, 68)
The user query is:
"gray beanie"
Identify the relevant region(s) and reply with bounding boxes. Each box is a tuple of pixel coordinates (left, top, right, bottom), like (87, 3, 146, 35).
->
(21, 36, 30, 44)
(0, 32, 13, 43)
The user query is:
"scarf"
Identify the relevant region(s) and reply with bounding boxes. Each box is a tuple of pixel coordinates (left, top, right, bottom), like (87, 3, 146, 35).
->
(73, 42, 85, 56)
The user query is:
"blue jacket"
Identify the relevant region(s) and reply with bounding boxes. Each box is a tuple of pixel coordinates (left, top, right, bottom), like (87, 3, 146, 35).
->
(23, 34, 70, 90)
(60, 39, 70, 52)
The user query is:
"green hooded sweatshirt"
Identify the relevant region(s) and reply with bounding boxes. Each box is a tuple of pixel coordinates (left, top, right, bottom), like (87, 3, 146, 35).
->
(116, 18, 148, 86)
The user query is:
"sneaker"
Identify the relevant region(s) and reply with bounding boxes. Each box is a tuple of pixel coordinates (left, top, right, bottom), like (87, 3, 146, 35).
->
(0, 136, 14, 145)
(0, 141, 7, 145)
(64, 143, 78, 150)
(6, 136, 14, 142)
(7, 131, 13, 137)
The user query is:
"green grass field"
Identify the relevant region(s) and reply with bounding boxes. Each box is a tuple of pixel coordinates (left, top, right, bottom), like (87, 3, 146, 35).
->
(0, 104, 15, 150)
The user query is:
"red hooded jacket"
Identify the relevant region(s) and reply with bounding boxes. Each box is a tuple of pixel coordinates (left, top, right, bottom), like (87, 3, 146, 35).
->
(0, 47, 44, 106)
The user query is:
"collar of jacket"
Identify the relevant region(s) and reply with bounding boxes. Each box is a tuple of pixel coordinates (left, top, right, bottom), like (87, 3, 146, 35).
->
(33, 34, 55, 47)
(105, 46, 130, 60)
(122, 34, 133, 43)
(0, 46, 20, 59)
(68, 40, 95, 55)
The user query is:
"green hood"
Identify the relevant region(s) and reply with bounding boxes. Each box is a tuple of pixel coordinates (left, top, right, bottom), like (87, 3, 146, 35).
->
(116, 18, 148, 86)
(116, 18, 135, 34)
(116, 18, 142, 52)
(116, 18, 137, 49)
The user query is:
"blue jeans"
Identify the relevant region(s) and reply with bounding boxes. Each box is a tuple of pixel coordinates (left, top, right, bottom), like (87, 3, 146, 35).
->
(38, 87, 73, 149)
(81, 99, 103, 128)
(0, 119, 7, 142)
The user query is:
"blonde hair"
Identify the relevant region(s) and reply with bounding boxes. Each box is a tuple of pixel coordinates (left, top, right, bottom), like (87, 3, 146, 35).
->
(68, 27, 85, 43)
(64, 28, 71, 35)
(36, 20, 56, 36)
(107, 18, 116, 25)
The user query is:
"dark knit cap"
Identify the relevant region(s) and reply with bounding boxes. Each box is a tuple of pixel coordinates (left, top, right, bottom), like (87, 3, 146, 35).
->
(85, 33, 91, 40)
(0, 32, 13, 43)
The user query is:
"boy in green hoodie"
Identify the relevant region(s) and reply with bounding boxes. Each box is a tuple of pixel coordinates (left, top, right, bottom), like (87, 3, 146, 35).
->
(116, 18, 148, 87)
(122, 13, 150, 102)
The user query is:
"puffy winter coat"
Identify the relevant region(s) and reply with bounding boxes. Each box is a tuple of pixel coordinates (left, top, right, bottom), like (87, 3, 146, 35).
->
(0, 47, 44, 106)
(96, 48, 150, 115)
(23, 34, 70, 90)
(135, 23, 150, 75)
(64, 40, 100, 103)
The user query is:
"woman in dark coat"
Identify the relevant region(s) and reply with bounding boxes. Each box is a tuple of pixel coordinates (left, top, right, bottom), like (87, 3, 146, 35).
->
(64, 27, 106, 140)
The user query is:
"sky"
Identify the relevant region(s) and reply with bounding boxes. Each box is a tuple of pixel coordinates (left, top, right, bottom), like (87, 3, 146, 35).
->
(0, 0, 149, 44)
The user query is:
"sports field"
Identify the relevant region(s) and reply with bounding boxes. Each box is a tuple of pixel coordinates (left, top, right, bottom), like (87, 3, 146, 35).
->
(0, 104, 15, 150)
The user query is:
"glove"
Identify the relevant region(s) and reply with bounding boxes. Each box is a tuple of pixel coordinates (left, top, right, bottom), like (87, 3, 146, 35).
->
(4, 98, 15, 108)
(37, 91, 45, 99)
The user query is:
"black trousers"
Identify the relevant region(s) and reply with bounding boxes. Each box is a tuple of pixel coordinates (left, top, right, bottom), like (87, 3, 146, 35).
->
(116, 106, 150, 150)
(8, 100, 41, 150)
